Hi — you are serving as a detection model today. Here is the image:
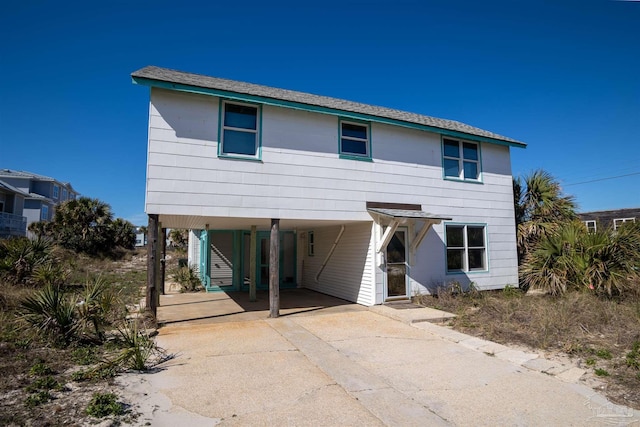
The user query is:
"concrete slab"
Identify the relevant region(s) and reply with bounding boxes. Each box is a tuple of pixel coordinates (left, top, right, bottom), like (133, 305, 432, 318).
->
(556, 367, 587, 383)
(125, 298, 640, 426)
(370, 303, 456, 324)
(523, 357, 565, 374)
(494, 348, 539, 365)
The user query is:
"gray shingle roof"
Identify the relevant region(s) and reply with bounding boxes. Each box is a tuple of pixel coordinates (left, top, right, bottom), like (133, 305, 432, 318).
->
(0, 169, 54, 181)
(0, 179, 30, 197)
(131, 66, 525, 147)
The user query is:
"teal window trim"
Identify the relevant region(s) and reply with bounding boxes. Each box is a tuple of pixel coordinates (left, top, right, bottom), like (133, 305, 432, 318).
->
(217, 98, 263, 161)
(441, 136, 483, 183)
(444, 222, 489, 274)
(338, 118, 372, 160)
(134, 77, 526, 149)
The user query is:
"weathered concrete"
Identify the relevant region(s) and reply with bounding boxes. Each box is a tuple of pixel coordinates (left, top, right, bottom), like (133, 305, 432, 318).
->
(124, 291, 640, 426)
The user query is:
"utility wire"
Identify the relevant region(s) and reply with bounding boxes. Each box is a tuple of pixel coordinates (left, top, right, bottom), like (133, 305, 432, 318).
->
(563, 171, 640, 187)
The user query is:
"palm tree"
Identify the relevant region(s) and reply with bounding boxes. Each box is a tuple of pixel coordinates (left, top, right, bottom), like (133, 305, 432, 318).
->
(514, 170, 577, 264)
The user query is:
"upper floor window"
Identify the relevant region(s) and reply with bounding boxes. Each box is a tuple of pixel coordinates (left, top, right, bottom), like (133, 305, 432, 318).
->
(584, 220, 596, 233)
(443, 138, 481, 181)
(446, 224, 487, 273)
(41, 205, 49, 221)
(220, 101, 260, 159)
(62, 189, 68, 200)
(339, 120, 371, 160)
(69, 192, 76, 200)
(53, 185, 59, 199)
(613, 217, 635, 231)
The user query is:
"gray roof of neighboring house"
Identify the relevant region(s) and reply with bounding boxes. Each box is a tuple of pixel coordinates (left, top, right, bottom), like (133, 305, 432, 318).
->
(0, 169, 76, 191)
(0, 169, 55, 181)
(131, 66, 525, 147)
(0, 179, 30, 197)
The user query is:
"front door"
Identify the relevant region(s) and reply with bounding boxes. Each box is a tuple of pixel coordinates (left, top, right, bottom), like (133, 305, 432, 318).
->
(386, 229, 409, 299)
(254, 231, 297, 290)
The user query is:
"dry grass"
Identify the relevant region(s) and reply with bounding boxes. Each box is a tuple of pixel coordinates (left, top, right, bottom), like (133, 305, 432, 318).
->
(416, 288, 640, 409)
(0, 247, 149, 425)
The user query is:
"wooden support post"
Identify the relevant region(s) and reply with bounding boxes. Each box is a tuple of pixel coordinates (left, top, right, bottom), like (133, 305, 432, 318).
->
(146, 214, 159, 317)
(269, 219, 280, 318)
(249, 225, 257, 302)
(160, 227, 167, 295)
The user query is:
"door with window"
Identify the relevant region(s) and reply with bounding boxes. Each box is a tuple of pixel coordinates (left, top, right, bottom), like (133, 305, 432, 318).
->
(386, 229, 409, 299)
(245, 231, 297, 290)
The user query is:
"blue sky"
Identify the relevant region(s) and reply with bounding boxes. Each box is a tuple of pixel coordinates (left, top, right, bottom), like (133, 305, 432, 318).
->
(1, 0, 638, 225)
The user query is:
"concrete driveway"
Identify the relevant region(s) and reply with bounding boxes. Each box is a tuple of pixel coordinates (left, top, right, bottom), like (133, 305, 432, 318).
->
(124, 292, 640, 426)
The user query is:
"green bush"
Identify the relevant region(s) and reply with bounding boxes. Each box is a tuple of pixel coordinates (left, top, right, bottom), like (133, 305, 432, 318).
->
(21, 285, 78, 346)
(172, 266, 202, 293)
(25, 391, 53, 407)
(86, 392, 123, 417)
(520, 221, 640, 297)
(114, 321, 161, 371)
(0, 237, 54, 285)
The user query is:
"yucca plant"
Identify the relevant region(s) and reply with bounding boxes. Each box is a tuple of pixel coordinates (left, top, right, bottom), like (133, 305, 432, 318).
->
(172, 265, 202, 292)
(21, 285, 78, 346)
(0, 237, 54, 285)
(113, 321, 160, 371)
(75, 277, 110, 342)
(32, 263, 69, 288)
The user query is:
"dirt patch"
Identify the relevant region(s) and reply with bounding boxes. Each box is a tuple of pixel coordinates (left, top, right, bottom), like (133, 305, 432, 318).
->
(416, 289, 640, 409)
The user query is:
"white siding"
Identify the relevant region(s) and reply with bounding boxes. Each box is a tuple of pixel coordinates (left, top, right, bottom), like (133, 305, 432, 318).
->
(146, 88, 519, 296)
(299, 222, 375, 306)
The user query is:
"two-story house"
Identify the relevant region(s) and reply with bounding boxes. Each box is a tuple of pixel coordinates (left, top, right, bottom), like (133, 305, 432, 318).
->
(578, 208, 639, 232)
(132, 66, 526, 306)
(0, 170, 78, 237)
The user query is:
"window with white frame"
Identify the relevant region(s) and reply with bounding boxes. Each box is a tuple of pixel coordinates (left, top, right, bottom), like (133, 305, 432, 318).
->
(613, 217, 635, 230)
(584, 220, 596, 233)
(446, 224, 487, 272)
(220, 101, 260, 158)
(62, 189, 67, 200)
(53, 185, 59, 199)
(307, 231, 315, 256)
(41, 205, 49, 221)
(443, 138, 480, 181)
(339, 120, 370, 158)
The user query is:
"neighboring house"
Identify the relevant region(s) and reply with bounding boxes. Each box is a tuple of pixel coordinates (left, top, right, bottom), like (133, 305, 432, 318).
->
(0, 169, 78, 237)
(135, 232, 147, 247)
(0, 180, 29, 238)
(132, 66, 526, 306)
(578, 208, 639, 232)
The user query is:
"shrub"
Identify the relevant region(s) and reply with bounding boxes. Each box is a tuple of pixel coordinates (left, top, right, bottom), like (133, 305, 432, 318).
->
(25, 391, 53, 407)
(113, 321, 162, 371)
(21, 285, 78, 346)
(0, 237, 54, 285)
(172, 265, 202, 293)
(86, 392, 123, 417)
(520, 221, 640, 297)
